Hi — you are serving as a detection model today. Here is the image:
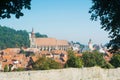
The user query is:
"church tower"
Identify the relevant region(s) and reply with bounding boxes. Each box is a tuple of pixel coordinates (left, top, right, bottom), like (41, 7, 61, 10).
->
(30, 28, 36, 48)
(88, 39, 95, 51)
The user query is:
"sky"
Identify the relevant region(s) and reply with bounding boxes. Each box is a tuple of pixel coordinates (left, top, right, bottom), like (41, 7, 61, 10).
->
(0, 0, 110, 45)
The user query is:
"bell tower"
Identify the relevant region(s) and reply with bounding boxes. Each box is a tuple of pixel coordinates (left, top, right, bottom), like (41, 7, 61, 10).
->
(30, 28, 36, 48)
(88, 39, 94, 51)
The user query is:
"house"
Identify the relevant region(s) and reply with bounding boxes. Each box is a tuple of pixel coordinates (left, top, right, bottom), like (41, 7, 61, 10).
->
(0, 48, 28, 71)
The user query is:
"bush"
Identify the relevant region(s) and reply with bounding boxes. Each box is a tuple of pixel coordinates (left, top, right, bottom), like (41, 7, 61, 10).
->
(32, 57, 62, 70)
(65, 50, 83, 68)
(110, 53, 120, 68)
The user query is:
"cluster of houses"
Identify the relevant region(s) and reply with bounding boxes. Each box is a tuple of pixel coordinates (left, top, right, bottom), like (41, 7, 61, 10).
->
(0, 48, 68, 71)
(0, 29, 114, 71)
(0, 29, 70, 71)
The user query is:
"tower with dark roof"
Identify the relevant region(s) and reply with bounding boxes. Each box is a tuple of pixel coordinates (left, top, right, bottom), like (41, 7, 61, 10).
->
(88, 39, 95, 51)
(30, 28, 36, 48)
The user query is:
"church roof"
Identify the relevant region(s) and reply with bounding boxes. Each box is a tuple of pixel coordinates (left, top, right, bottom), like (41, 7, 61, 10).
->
(35, 38, 69, 46)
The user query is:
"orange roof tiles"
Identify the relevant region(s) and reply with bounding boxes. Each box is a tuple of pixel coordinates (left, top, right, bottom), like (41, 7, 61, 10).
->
(40, 51, 50, 55)
(31, 56, 38, 62)
(52, 50, 68, 55)
(35, 38, 69, 46)
(3, 55, 12, 60)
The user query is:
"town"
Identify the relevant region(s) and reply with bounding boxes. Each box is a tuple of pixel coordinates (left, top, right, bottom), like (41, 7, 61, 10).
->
(0, 28, 115, 71)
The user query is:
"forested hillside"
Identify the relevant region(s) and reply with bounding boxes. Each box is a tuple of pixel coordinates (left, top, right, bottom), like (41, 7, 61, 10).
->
(0, 26, 48, 49)
(35, 32, 48, 38)
(0, 26, 30, 49)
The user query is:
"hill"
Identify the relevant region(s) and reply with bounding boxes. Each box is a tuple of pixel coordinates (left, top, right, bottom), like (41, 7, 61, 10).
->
(0, 25, 47, 49)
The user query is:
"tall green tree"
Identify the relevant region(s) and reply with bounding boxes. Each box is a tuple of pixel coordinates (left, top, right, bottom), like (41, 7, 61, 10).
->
(0, 0, 31, 19)
(89, 0, 120, 52)
(65, 50, 83, 68)
(82, 51, 107, 67)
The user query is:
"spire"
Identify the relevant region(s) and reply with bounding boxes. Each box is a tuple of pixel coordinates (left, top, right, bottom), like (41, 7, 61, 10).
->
(31, 28, 35, 38)
(88, 39, 95, 51)
(88, 39, 92, 44)
(32, 28, 34, 33)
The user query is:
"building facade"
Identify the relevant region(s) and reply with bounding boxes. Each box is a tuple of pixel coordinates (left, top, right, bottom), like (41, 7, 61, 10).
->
(29, 29, 69, 51)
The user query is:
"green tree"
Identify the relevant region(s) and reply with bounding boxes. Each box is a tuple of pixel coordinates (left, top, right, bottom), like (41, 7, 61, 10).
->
(4, 65, 9, 72)
(32, 57, 62, 70)
(0, 0, 31, 19)
(65, 50, 83, 68)
(0, 26, 30, 49)
(14, 68, 25, 71)
(35, 33, 48, 38)
(82, 51, 106, 67)
(89, 0, 120, 52)
(110, 53, 120, 68)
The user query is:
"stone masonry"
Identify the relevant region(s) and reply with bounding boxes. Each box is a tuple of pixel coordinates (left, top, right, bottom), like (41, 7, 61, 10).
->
(0, 67, 120, 80)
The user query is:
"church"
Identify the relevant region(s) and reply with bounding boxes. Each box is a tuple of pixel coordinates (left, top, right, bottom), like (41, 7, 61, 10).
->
(29, 29, 69, 51)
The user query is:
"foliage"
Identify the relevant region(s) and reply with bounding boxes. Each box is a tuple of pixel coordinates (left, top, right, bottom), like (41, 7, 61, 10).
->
(14, 68, 25, 71)
(0, 0, 31, 19)
(82, 51, 106, 67)
(65, 50, 83, 68)
(101, 62, 114, 69)
(4, 65, 9, 72)
(25, 51, 35, 57)
(8, 64, 13, 72)
(110, 53, 120, 68)
(89, 0, 120, 52)
(35, 33, 48, 38)
(0, 25, 30, 49)
(32, 57, 62, 70)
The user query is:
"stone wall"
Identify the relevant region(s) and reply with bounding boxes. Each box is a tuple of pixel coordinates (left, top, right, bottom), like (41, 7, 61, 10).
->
(0, 67, 120, 80)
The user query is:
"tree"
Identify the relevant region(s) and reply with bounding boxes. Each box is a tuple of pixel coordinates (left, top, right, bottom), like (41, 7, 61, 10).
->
(0, 0, 31, 19)
(0, 26, 30, 49)
(14, 67, 25, 71)
(89, 0, 120, 52)
(35, 33, 48, 38)
(110, 53, 120, 68)
(65, 50, 83, 68)
(4, 65, 9, 72)
(32, 57, 62, 70)
(82, 51, 107, 67)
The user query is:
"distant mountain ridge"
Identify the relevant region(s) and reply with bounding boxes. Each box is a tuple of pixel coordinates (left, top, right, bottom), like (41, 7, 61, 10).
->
(0, 25, 48, 49)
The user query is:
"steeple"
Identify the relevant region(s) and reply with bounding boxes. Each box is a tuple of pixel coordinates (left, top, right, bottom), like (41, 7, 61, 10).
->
(88, 39, 92, 44)
(31, 28, 34, 34)
(31, 28, 35, 38)
(88, 39, 95, 51)
(30, 28, 36, 48)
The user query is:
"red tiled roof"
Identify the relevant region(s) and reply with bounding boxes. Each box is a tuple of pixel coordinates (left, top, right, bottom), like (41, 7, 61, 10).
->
(35, 38, 69, 46)
(52, 50, 68, 55)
